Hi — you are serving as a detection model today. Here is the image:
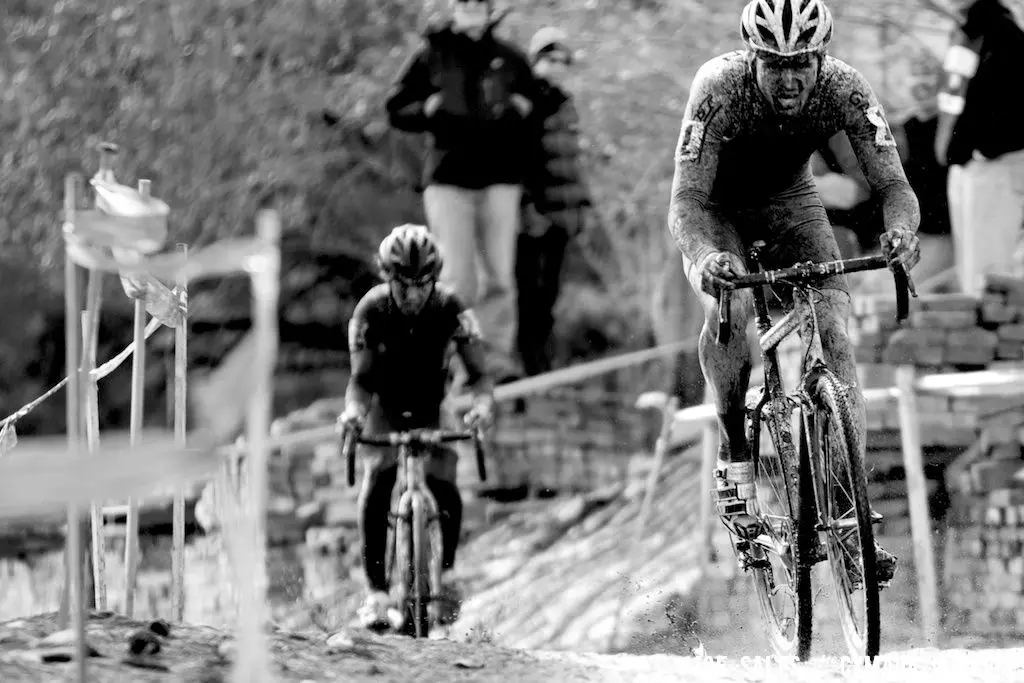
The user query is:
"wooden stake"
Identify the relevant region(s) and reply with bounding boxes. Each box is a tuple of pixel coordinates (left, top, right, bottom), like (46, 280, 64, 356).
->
(83, 309, 107, 610)
(60, 172, 88, 683)
(123, 179, 151, 617)
(231, 210, 280, 683)
(171, 242, 188, 622)
(895, 364, 940, 646)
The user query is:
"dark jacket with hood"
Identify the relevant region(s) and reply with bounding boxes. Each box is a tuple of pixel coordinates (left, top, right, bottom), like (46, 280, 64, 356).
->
(523, 78, 593, 237)
(384, 15, 540, 190)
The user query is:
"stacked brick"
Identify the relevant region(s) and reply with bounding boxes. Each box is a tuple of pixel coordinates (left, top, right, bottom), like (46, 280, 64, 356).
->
(851, 276, 1024, 371)
(944, 401, 1024, 632)
(480, 385, 648, 496)
(195, 386, 649, 546)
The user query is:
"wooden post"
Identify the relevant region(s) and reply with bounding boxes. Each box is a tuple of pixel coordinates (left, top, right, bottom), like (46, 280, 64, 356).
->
(231, 210, 280, 683)
(895, 364, 940, 646)
(83, 309, 107, 610)
(123, 178, 151, 617)
(60, 172, 88, 682)
(171, 242, 188, 622)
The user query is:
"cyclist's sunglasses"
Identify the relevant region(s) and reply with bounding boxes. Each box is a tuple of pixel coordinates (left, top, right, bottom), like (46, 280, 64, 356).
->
(391, 274, 435, 289)
(757, 53, 815, 70)
(536, 45, 573, 66)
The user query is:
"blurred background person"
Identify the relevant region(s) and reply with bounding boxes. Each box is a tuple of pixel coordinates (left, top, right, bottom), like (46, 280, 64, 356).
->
(936, 0, 1024, 294)
(516, 27, 595, 380)
(384, 0, 541, 383)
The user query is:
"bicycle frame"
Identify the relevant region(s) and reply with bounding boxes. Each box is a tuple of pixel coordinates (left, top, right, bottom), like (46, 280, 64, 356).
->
(731, 246, 911, 560)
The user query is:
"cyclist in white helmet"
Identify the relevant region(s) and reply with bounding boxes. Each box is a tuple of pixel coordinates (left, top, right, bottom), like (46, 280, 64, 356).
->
(339, 224, 495, 630)
(667, 0, 921, 589)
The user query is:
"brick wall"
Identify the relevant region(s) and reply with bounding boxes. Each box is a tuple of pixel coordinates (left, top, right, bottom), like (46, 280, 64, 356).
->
(944, 403, 1024, 633)
(800, 274, 1024, 635)
(196, 379, 652, 547)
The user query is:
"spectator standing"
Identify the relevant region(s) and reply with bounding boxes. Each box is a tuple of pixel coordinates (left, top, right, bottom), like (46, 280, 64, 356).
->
(384, 0, 540, 382)
(890, 45, 956, 290)
(936, 0, 1024, 295)
(516, 27, 594, 377)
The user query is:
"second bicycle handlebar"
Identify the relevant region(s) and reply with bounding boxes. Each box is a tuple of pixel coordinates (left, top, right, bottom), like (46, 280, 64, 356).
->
(339, 427, 488, 487)
(715, 254, 915, 346)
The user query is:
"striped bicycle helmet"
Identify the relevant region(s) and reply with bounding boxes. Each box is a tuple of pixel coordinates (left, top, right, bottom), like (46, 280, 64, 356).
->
(376, 224, 443, 282)
(740, 0, 834, 57)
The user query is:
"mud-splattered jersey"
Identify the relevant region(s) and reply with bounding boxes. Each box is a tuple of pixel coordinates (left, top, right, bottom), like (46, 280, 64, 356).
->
(673, 51, 909, 203)
(669, 50, 919, 266)
(346, 282, 489, 428)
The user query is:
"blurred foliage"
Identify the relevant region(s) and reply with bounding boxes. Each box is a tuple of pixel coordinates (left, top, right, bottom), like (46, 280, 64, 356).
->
(0, 0, 432, 432)
(0, 0, 968, 433)
(1, 0, 428, 285)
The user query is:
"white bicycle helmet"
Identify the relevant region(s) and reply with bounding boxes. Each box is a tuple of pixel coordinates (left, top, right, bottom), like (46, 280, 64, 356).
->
(376, 224, 443, 282)
(740, 0, 834, 57)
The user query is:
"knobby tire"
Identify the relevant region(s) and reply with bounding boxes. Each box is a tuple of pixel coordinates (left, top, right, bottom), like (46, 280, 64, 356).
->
(752, 398, 815, 661)
(809, 370, 881, 659)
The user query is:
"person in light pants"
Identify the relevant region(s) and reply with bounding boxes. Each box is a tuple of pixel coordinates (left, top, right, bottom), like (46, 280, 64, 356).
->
(384, 0, 540, 382)
(936, 0, 1024, 294)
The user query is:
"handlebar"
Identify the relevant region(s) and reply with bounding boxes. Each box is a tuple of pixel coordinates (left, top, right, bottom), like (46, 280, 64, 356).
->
(339, 427, 488, 487)
(715, 254, 916, 345)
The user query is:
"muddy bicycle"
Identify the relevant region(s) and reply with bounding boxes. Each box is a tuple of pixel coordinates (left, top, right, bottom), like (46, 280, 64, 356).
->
(712, 240, 913, 662)
(340, 424, 488, 638)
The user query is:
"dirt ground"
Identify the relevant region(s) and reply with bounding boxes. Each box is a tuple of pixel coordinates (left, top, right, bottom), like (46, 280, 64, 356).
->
(3, 611, 1024, 683)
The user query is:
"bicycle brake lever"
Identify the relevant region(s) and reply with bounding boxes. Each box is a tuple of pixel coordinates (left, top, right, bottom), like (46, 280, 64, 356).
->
(716, 289, 732, 346)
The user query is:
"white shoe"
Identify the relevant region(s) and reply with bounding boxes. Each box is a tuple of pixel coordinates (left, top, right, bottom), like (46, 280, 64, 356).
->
(357, 591, 392, 632)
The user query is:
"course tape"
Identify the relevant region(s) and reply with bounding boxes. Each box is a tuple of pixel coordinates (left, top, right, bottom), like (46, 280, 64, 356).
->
(0, 316, 165, 429)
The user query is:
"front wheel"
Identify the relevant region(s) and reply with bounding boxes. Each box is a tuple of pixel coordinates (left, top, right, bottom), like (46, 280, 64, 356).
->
(407, 496, 432, 638)
(806, 370, 880, 659)
(748, 398, 814, 661)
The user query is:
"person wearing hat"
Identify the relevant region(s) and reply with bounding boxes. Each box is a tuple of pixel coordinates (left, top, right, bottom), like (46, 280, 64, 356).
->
(515, 27, 595, 378)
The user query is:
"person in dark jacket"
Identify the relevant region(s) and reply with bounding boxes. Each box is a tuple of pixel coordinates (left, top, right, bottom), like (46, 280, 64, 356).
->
(384, 0, 540, 382)
(936, 0, 1024, 294)
(515, 27, 594, 377)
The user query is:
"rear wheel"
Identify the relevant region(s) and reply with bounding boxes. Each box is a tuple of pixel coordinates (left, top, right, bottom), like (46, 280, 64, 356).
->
(747, 399, 814, 661)
(807, 370, 880, 659)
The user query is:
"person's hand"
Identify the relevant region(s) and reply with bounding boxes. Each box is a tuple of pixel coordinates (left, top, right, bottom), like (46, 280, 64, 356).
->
(880, 227, 921, 272)
(697, 251, 738, 297)
(337, 404, 366, 436)
(424, 93, 444, 118)
(464, 394, 495, 430)
(510, 94, 532, 117)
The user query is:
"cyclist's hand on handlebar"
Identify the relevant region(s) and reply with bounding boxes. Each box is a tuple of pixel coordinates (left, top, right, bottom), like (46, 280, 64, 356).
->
(337, 404, 366, 435)
(464, 394, 495, 430)
(698, 251, 738, 297)
(881, 227, 921, 273)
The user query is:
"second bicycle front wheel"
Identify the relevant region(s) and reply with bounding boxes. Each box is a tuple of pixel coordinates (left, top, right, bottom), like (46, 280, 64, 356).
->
(407, 495, 432, 638)
(806, 369, 880, 659)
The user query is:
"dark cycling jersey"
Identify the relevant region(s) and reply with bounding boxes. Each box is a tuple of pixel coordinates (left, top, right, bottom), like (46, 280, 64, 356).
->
(669, 50, 920, 268)
(346, 283, 491, 429)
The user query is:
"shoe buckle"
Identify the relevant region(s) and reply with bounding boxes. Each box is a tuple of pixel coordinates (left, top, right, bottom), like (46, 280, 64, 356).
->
(719, 499, 748, 516)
